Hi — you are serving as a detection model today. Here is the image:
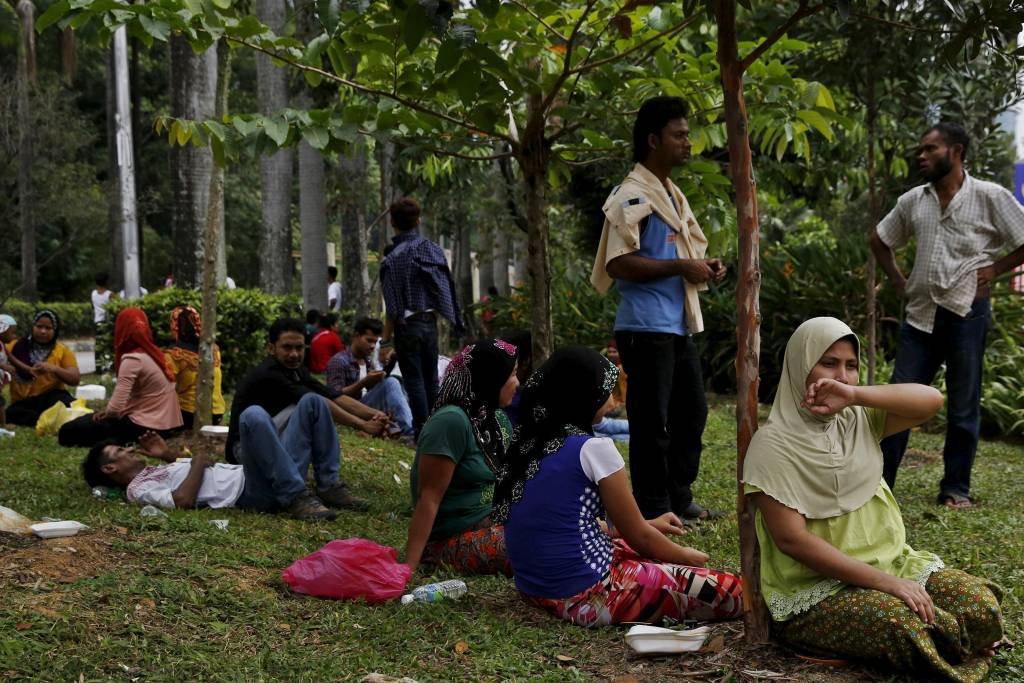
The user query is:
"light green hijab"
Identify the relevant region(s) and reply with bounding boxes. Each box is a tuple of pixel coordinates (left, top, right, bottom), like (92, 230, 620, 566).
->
(743, 317, 883, 519)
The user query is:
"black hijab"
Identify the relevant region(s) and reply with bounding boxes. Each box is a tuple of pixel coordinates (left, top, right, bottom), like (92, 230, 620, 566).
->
(492, 346, 618, 522)
(433, 338, 518, 470)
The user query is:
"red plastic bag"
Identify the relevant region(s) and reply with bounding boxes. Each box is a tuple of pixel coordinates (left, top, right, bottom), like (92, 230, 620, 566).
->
(281, 538, 412, 603)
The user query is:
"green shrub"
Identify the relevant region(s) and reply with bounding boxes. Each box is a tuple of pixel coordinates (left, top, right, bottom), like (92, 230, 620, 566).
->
(97, 287, 302, 390)
(2, 300, 93, 338)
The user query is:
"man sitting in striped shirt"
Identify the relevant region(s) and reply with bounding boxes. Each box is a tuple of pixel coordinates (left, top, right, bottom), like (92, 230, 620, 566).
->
(871, 122, 1024, 508)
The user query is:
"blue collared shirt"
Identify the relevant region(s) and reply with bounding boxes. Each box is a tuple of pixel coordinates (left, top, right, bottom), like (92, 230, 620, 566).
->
(380, 231, 464, 335)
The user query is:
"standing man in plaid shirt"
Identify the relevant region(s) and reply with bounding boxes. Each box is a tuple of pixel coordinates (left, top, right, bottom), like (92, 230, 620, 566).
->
(380, 197, 465, 438)
(871, 122, 1024, 507)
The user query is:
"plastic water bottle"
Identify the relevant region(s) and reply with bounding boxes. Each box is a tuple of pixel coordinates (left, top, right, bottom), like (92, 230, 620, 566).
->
(0, 428, 15, 439)
(400, 579, 467, 605)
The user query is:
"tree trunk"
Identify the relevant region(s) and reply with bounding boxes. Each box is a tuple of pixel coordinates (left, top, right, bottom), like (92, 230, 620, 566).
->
(519, 93, 554, 364)
(478, 226, 495, 295)
(60, 28, 76, 86)
(298, 129, 328, 311)
(866, 77, 879, 385)
(106, 47, 125, 292)
(169, 35, 217, 288)
(195, 40, 232, 431)
(254, 0, 294, 295)
(512, 234, 528, 288)
(453, 221, 476, 337)
(716, 0, 770, 644)
(15, 0, 36, 301)
(113, 26, 141, 299)
(339, 142, 371, 316)
(130, 35, 143, 279)
(493, 230, 510, 295)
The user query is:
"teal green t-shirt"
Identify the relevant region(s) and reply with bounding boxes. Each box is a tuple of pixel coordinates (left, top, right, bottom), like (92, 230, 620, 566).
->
(410, 405, 509, 541)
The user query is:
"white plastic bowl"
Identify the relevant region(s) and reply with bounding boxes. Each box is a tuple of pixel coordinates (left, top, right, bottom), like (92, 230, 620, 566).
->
(30, 521, 88, 539)
(624, 625, 710, 655)
(75, 384, 107, 401)
(199, 425, 230, 438)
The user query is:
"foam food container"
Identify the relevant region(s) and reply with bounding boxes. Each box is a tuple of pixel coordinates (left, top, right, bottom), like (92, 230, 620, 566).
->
(31, 521, 89, 539)
(624, 625, 711, 655)
(200, 425, 230, 438)
(76, 384, 107, 401)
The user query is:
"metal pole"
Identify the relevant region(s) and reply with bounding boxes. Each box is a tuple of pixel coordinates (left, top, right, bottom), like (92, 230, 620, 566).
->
(113, 26, 140, 299)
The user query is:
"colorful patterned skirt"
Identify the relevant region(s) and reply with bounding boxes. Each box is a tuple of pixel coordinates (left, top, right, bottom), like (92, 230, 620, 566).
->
(525, 540, 743, 627)
(423, 520, 512, 577)
(775, 569, 1003, 683)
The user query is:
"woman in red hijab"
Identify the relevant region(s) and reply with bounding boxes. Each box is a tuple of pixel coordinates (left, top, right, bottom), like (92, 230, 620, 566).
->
(59, 308, 183, 448)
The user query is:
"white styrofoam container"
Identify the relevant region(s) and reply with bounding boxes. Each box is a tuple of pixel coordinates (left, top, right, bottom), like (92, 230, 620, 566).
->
(624, 625, 710, 655)
(199, 425, 229, 438)
(75, 384, 107, 401)
(30, 521, 88, 539)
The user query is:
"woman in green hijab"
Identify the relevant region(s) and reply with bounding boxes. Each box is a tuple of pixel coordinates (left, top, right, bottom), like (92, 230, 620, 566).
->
(744, 317, 1004, 683)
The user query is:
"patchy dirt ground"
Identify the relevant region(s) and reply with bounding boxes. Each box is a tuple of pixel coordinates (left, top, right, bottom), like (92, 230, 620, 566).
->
(0, 531, 120, 586)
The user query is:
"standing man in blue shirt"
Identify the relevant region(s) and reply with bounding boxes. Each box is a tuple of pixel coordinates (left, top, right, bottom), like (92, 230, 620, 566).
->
(380, 197, 465, 438)
(591, 96, 727, 521)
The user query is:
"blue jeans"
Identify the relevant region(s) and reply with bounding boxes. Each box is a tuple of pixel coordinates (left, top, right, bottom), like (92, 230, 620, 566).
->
(881, 299, 991, 499)
(594, 417, 630, 442)
(395, 315, 439, 437)
(234, 394, 340, 511)
(362, 376, 414, 435)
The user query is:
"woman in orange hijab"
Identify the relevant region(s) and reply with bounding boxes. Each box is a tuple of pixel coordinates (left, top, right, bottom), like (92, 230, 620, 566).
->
(59, 308, 183, 448)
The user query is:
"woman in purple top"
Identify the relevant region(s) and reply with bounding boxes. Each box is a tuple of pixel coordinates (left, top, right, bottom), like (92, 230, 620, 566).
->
(494, 346, 743, 626)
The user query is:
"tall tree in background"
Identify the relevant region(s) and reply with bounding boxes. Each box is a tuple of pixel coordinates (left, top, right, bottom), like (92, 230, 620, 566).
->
(169, 36, 217, 288)
(11, 0, 37, 301)
(339, 140, 371, 316)
(255, 0, 294, 295)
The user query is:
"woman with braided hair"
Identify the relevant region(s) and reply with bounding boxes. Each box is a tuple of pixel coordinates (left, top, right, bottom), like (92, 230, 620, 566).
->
(495, 346, 742, 626)
(404, 339, 519, 575)
(59, 308, 182, 447)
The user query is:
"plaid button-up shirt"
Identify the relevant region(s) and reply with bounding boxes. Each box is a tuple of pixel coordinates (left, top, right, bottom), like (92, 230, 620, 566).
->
(380, 231, 464, 335)
(324, 349, 382, 396)
(877, 172, 1024, 333)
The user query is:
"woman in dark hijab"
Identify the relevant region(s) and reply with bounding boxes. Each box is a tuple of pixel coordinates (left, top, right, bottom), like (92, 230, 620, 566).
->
(6, 310, 80, 426)
(404, 339, 519, 575)
(495, 346, 742, 626)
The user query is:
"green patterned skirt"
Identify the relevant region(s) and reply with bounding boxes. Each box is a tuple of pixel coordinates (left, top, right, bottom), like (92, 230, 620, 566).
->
(775, 569, 1003, 683)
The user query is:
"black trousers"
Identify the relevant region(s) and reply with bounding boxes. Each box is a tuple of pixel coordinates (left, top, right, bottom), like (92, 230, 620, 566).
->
(615, 331, 708, 518)
(57, 414, 176, 448)
(5, 389, 73, 427)
(395, 314, 439, 437)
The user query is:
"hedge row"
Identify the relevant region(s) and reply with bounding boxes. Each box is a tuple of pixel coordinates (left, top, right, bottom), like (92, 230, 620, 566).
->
(97, 287, 302, 390)
(2, 300, 94, 338)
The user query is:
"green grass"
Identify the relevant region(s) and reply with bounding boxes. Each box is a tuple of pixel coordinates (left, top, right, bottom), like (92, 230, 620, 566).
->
(1, 398, 1021, 682)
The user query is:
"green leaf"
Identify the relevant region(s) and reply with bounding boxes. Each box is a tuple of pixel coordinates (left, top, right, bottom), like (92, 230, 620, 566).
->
(263, 117, 289, 146)
(36, 0, 70, 33)
(795, 109, 832, 141)
(211, 0, 231, 10)
(139, 15, 170, 41)
(477, 0, 500, 18)
(210, 134, 226, 166)
(232, 117, 259, 137)
(403, 3, 428, 53)
(316, 0, 341, 37)
(451, 61, 481, 107)
(435, 39, 461, 73)
(302, 126, 330, 150)
(326, 40, 347, 76)
(815, 83, 835, 111)
(304, 71, 324, 88)
(233, 15, 265, 39)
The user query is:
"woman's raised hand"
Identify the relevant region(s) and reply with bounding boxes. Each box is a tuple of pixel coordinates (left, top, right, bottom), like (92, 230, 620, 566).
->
(802, 378, 856, 415)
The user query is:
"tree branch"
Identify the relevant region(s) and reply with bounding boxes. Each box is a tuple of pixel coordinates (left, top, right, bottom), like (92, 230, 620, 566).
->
(509, 0, 567, 42)
(738, 1, 826, 72)
(421, 146, 514, 161)
(536, 0, 599, 122)
(569, 13, 699, 76)
(232, 37, 514, 143)
(849, 10, 954, 34)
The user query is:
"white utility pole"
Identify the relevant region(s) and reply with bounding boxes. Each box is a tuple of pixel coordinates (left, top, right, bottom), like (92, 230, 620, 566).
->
(113, 26, 140, 299)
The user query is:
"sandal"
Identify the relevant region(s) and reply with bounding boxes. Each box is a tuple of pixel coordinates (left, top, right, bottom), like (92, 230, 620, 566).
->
(680, 502, 726, 521)
(937, 492, 974, 509)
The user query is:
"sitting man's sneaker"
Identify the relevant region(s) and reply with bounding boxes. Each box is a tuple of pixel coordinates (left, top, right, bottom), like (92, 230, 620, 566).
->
(318, 482, 369, 511)
(288, 492, 338, 521)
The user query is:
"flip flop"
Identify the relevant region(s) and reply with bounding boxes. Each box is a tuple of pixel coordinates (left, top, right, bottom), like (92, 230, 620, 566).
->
(937, 492, 974, 509)
(680, 502, 726, 521)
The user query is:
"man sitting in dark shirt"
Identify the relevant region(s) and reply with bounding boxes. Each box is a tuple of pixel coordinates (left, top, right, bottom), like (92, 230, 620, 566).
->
(225, 318, 389, 515)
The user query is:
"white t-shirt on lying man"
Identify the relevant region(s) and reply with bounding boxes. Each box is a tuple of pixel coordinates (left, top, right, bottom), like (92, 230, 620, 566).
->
(126, 460, 245, 509)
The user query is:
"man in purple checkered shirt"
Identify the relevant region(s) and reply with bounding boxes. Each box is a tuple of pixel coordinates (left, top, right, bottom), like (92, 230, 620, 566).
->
(380, 196, 465, 438)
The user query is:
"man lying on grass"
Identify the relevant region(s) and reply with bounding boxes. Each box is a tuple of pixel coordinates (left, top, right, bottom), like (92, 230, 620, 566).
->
(82, 402, 355, 522)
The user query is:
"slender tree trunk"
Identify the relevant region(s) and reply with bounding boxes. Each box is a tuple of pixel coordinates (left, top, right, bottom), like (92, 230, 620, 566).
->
(15, 0, 37, 301)
(169, 35, 217, 288)
(113, 26, 141, 299)
(478, 225, 495, 295)
(866, 77, 879, 385)
(339, 142, 371, 316)
(195, 40, 232, 431)
(519, 93, 553, 364)
(130, 35, 143, 280)
(493, 231, 510, 295)
(453, 222, 476, 337)
(512, 235, 528, 288)
(716, 0, 770, 644)
(298, 131, 328, 311)
(106, 47, 125, 292)
(255, 0, 294, 295)
(60, 28, 76, 86)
